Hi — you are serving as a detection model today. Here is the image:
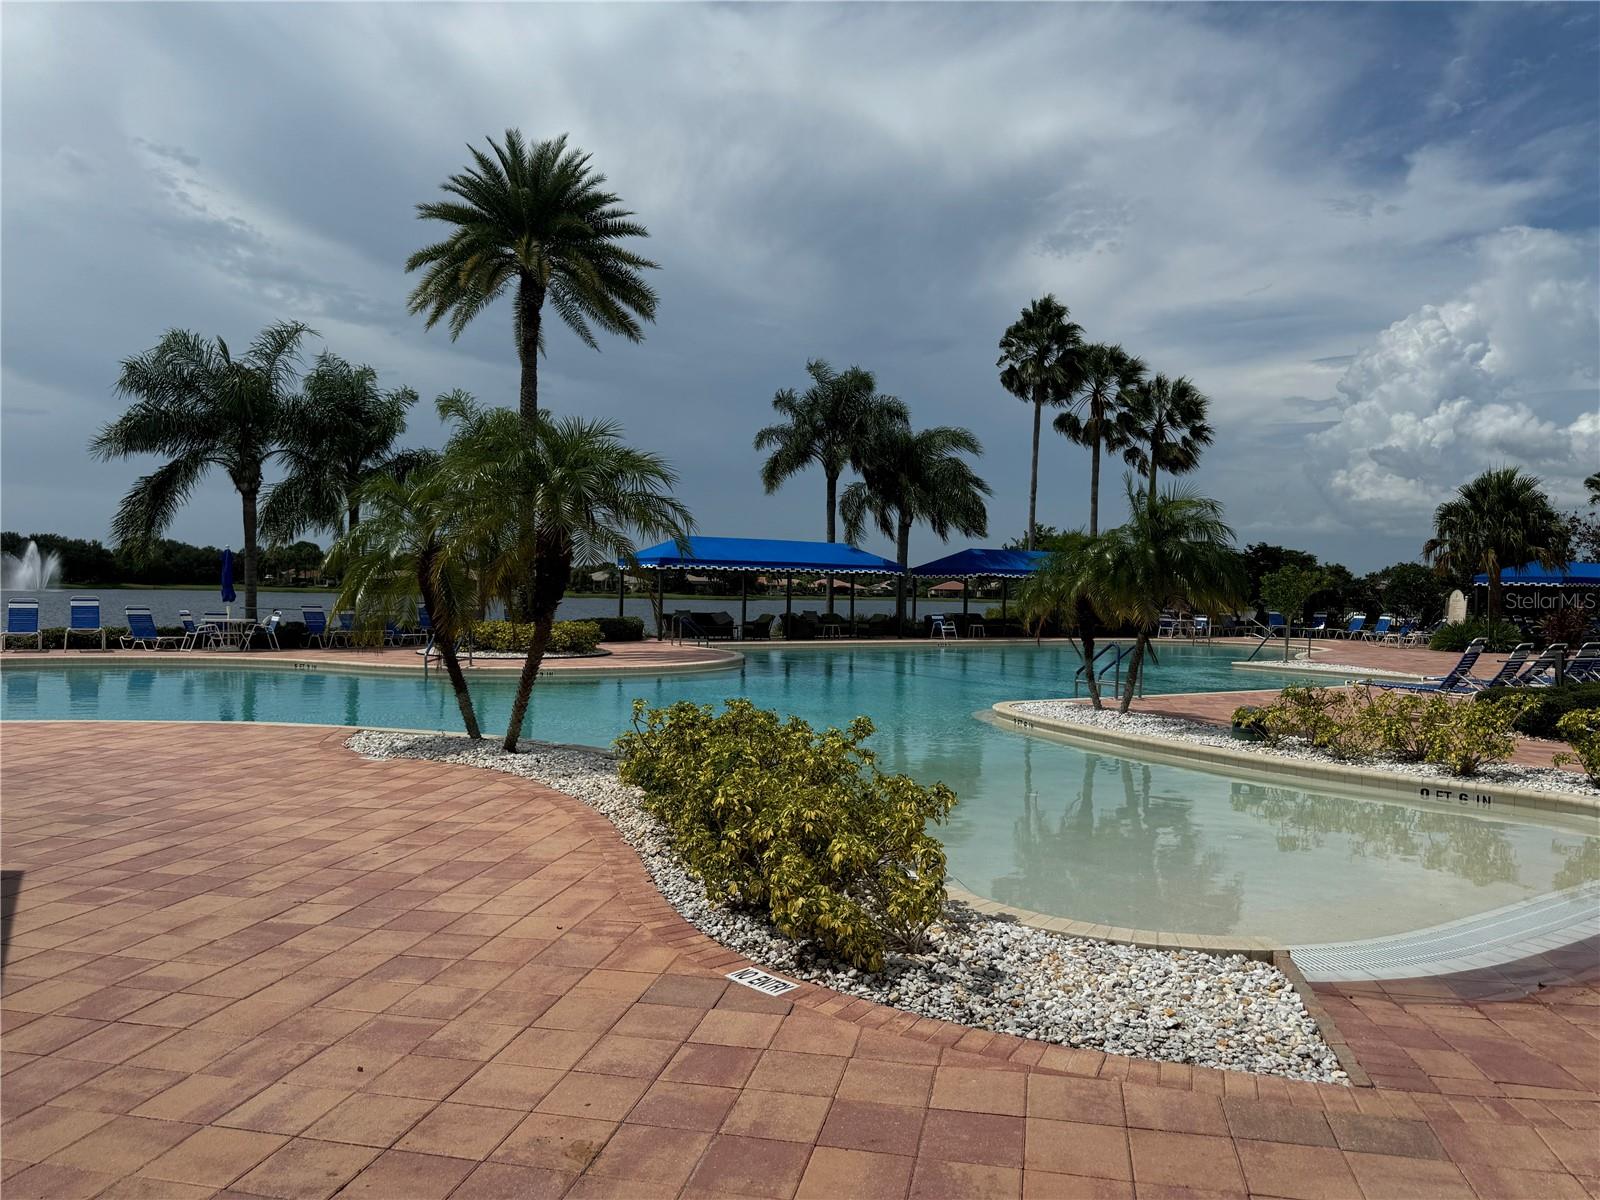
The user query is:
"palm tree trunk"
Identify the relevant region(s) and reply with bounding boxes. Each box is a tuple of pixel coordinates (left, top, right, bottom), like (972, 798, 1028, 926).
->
(825, 469, 838, 615)
(1027, 398, 1042, 550)
(503, 545, 573, 752)
(1076, 594, 1102, 710)
(516, 274, 542, 425)
(895, 517, 911, 626)
(1089, 436, 1101, 538)
(417, 548, 481, 739)
(241, 486, 260, 620)
(1119, 633, 1148, 714)
(1148, 464, 1158, 509)
(347, 500, 360, 532)
(1486, 555, 1501, 620)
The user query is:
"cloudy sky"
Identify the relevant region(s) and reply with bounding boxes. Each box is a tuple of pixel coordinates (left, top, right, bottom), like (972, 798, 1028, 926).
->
(3, 2, 1596, 571)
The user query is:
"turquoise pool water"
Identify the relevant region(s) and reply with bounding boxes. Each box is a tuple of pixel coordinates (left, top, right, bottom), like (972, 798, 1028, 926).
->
(4, 643, 1595, 942)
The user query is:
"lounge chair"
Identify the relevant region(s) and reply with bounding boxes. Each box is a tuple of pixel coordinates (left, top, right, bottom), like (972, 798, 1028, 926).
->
(176, 610, 205, 651)
(120, 606, 182, 651)
(302, 605, 332, 649)
(1158, 611, 1178, 638)
(254, 610, 282, 651)
(816, 611, 846, 639)
(1308, 612, 1328, 638)
(1383, 620, 1415, 645)
(385, 620, 424, 647)
(741, 613, 775, 641)
(1372, 639, 1486, 693)
(1334, 614, 1366, 639)
(64, 596, 106, 650)
(1555, 642, 1600, 685)
(331, 610, 357, 648)
(1461, 643, 1534, 691)
(5, 598, 42, 650)
(1265, 612, 1286, 640)
(1509, 643, 1567, 687)
(929, 614, 959, 640)
(699, 612, 737, 641)
(1363, 615, 1393, 642)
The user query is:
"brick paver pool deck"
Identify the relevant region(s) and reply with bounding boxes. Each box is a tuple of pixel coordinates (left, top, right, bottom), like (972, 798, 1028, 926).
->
(2, 722, 1596, 1199)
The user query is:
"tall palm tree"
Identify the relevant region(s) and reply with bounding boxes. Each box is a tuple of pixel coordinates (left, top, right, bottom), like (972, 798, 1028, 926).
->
(439, 395, 693, 752)
(1118, 374, 1213, 506)
(1088, 480, 1246, 712)
(1054, 343, 1147, 536)
(997, 296, 1084, 549)
(262, 352, 418, 543)
(406, 130, 659, 427)
(325, 447, 482, 738)
(91, 321, 315, 619)
(1423, 467, 1569, 619)
(841, 424, 990, 625)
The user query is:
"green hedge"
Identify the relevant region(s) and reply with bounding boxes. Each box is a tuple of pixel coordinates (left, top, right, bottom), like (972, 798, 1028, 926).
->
(591, 616, 645, 642)
(616, 698, 956, 971)
(1486, 684, 1600, 740)
(469, 619, 602, 655)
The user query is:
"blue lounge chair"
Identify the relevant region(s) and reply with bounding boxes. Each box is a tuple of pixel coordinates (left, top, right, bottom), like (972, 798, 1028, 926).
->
(253, 610, 282, 651)
(120, 606, 181, 651)
(1372, 639, 1486, 693)
(929, 614, 959, 639)
(64, 595, 106, 650)
(302, 605, 332, 649)
(1363, 615, 1392, 642)
(1158, 611, 1178, 638)
(1309, 612, 1328, 637)
(5, 598, 42, 651)
(176, 609, 208, 651)
(1336, 614, 1366, 639)
(1266, 611, 1286, 638)
(1558, 642, 1600, 684)
(1461, 643, 1534, 691)
(333, 610, 356, 647)
(1509, 643, 1567, 687)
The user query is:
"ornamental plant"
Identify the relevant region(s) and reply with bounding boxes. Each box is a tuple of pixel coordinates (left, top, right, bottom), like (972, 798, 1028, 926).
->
(1252, 686, 1375, 759)
(614, 698, 957, 971)
(1420, 695, 1537, 777)
(1355, 689, 1451, 762)
(470, 619, 602, 655)
(1553, 709, 1600, 785)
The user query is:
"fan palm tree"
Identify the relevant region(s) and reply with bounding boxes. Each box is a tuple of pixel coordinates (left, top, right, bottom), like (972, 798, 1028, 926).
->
(1088, 480, 1246, 712)
(91, 321, 315, 618)
(1118, 374, 1213, 506)
(324, 446, 482, 738)
(1054, 343, 1147, 536)
(439, 395, 693, 751)
(997, 296, 1084, 549)
(1423, 467, 1569, 619)
(405, 129, 659, 426)
(262, 352, 418, 543)
(841, 424, 990, 625)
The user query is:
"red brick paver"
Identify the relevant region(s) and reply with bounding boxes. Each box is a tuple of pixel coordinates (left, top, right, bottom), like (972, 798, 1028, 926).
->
(2, 722, 1595, 1198)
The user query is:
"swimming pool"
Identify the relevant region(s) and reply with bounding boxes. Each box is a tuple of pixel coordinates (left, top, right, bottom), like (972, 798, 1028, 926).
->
(4, 642, 1595, 943)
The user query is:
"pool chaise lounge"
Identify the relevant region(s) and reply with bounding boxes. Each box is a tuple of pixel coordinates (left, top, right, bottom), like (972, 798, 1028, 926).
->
(4, 597, 42, 651)
(119, 605, 184, 651)
(65, 595, 106, 650)
(1370, 638, 1486, 693)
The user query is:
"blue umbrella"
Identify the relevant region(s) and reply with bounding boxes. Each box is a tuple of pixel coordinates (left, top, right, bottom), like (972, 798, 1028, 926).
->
(220, 549, 237, 604)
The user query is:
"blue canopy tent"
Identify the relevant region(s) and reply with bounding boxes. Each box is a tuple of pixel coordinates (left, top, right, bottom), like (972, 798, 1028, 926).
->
(623, 537, 904, 635)
(910, 547, 1047, 623)
(1471, 562, 1600, 625)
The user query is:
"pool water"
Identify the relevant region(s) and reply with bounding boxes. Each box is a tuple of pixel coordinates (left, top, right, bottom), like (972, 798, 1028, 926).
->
(4, 642, 1595, 943)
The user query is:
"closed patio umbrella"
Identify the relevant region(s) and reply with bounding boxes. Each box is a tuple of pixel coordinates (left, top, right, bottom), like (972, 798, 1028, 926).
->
(220, 548, 236, 606)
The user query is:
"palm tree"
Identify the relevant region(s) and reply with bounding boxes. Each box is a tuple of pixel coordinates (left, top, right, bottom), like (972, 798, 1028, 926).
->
(91, 321, 314, 618)
(997, 296, 1084, 549)
(1118, 374, 1213, 506)
(1089, 480, 1246, 712)
(405, 130, 659, 427)
(1585, 471, 1599, 506)
(841, 424, 990, 625)
(1054, 343, 1147, 536)
(262, 352, 418, 543)
(439, 395, 693, 752)
(1423, 467, 1569, 619)
(325, 447, 482, 738)
(1015, 530, 1108, 708)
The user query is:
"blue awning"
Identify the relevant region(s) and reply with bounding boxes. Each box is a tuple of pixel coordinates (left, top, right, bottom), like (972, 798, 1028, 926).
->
(1471, 562, 1600, 587)
(626, 536, 902, 575)
(910, 548, 1048, 578)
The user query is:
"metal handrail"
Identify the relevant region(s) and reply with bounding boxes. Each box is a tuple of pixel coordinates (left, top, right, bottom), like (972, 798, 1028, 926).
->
(1073, 642, 1145, 698)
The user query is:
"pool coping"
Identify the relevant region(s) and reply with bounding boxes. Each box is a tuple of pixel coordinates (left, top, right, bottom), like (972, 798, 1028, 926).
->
(990, 697, 1600, 817)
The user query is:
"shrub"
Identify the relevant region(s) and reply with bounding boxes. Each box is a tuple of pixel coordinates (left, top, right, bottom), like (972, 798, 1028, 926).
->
(1420, 695, 1536, 777)
(1356, 688, 1450, 762)
(615, 698, 956, 971)
(1539, 605, 1595, 650)
(591, 616, 645, 643)
(1488, 683, 1600, 740)
(1230, 705, 1268, 742)
(1429, 618, 1525, 653)
(1252, 686, 1375, 759)
(1553, 709, 1600, 785)
(470, 619, 602, 655)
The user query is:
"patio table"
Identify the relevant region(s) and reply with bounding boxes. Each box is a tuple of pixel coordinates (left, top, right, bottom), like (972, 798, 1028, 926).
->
(202, 616, 258, 650)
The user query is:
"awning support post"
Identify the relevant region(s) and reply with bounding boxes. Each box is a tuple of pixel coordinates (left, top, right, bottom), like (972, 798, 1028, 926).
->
(617, 569, 625, 619)
(740, 574, 748, 630)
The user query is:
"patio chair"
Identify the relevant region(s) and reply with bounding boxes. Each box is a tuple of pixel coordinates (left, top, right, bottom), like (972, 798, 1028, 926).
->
(929, 613, 959, 640)
(816, 611, 846, 639)
(1372, 639, 1486, 694)
(332, 610, 357, 648)
(1460, 643, 1534, 691)
(5, 598, 42, 651)
(120, 606, 182, 651)
(741, 613, 775, 640)
(1509, 643, 1567, 687)
(1364, 615, 1393, 642)
(1557, 642, 1600, 684)
(1192, 614, 1211, 637)
(302, 605, 332, 649)
(253, 610, 282, 651)
(699, 612, 737, 641)
(1158, 611, 1178, 638)
(1308, 612, 1328, 637)
(64, 596, 106, 650)
(201, 610, 234, 650)
(1266, 612, 1286, 639)
(1335, 614, 1366, 639)
(176, 609, 205, 651)
(1383, 620, 1415, 645)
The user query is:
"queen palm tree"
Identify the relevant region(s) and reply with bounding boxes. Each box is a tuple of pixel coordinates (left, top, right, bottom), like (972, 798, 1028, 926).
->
(325, 446, 482, 738)
(841, 424, 990, 625)
(1088, 480, 1246, 712)
(91, 321, 314, 619)
(1423, 467, 1568, 619)
(997, 296, 1084, 549)
(262, 352, 418, 542)
(1118, 374, 1213, 506)
(439, 395, 693, 751)
(405, 130, 659, 427)
(1054, 344, 1147, 536)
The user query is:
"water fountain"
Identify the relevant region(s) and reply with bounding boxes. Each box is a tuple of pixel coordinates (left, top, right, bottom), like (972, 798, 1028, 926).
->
(0, 540, 64, 590)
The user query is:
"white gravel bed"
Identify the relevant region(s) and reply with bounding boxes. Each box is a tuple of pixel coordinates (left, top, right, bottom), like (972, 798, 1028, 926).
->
(346, 729, 1348, 1083)
(1012, 700, 1599, 796)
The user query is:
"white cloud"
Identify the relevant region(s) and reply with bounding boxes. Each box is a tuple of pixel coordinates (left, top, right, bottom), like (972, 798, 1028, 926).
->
(1313, 226, 1599, 528)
